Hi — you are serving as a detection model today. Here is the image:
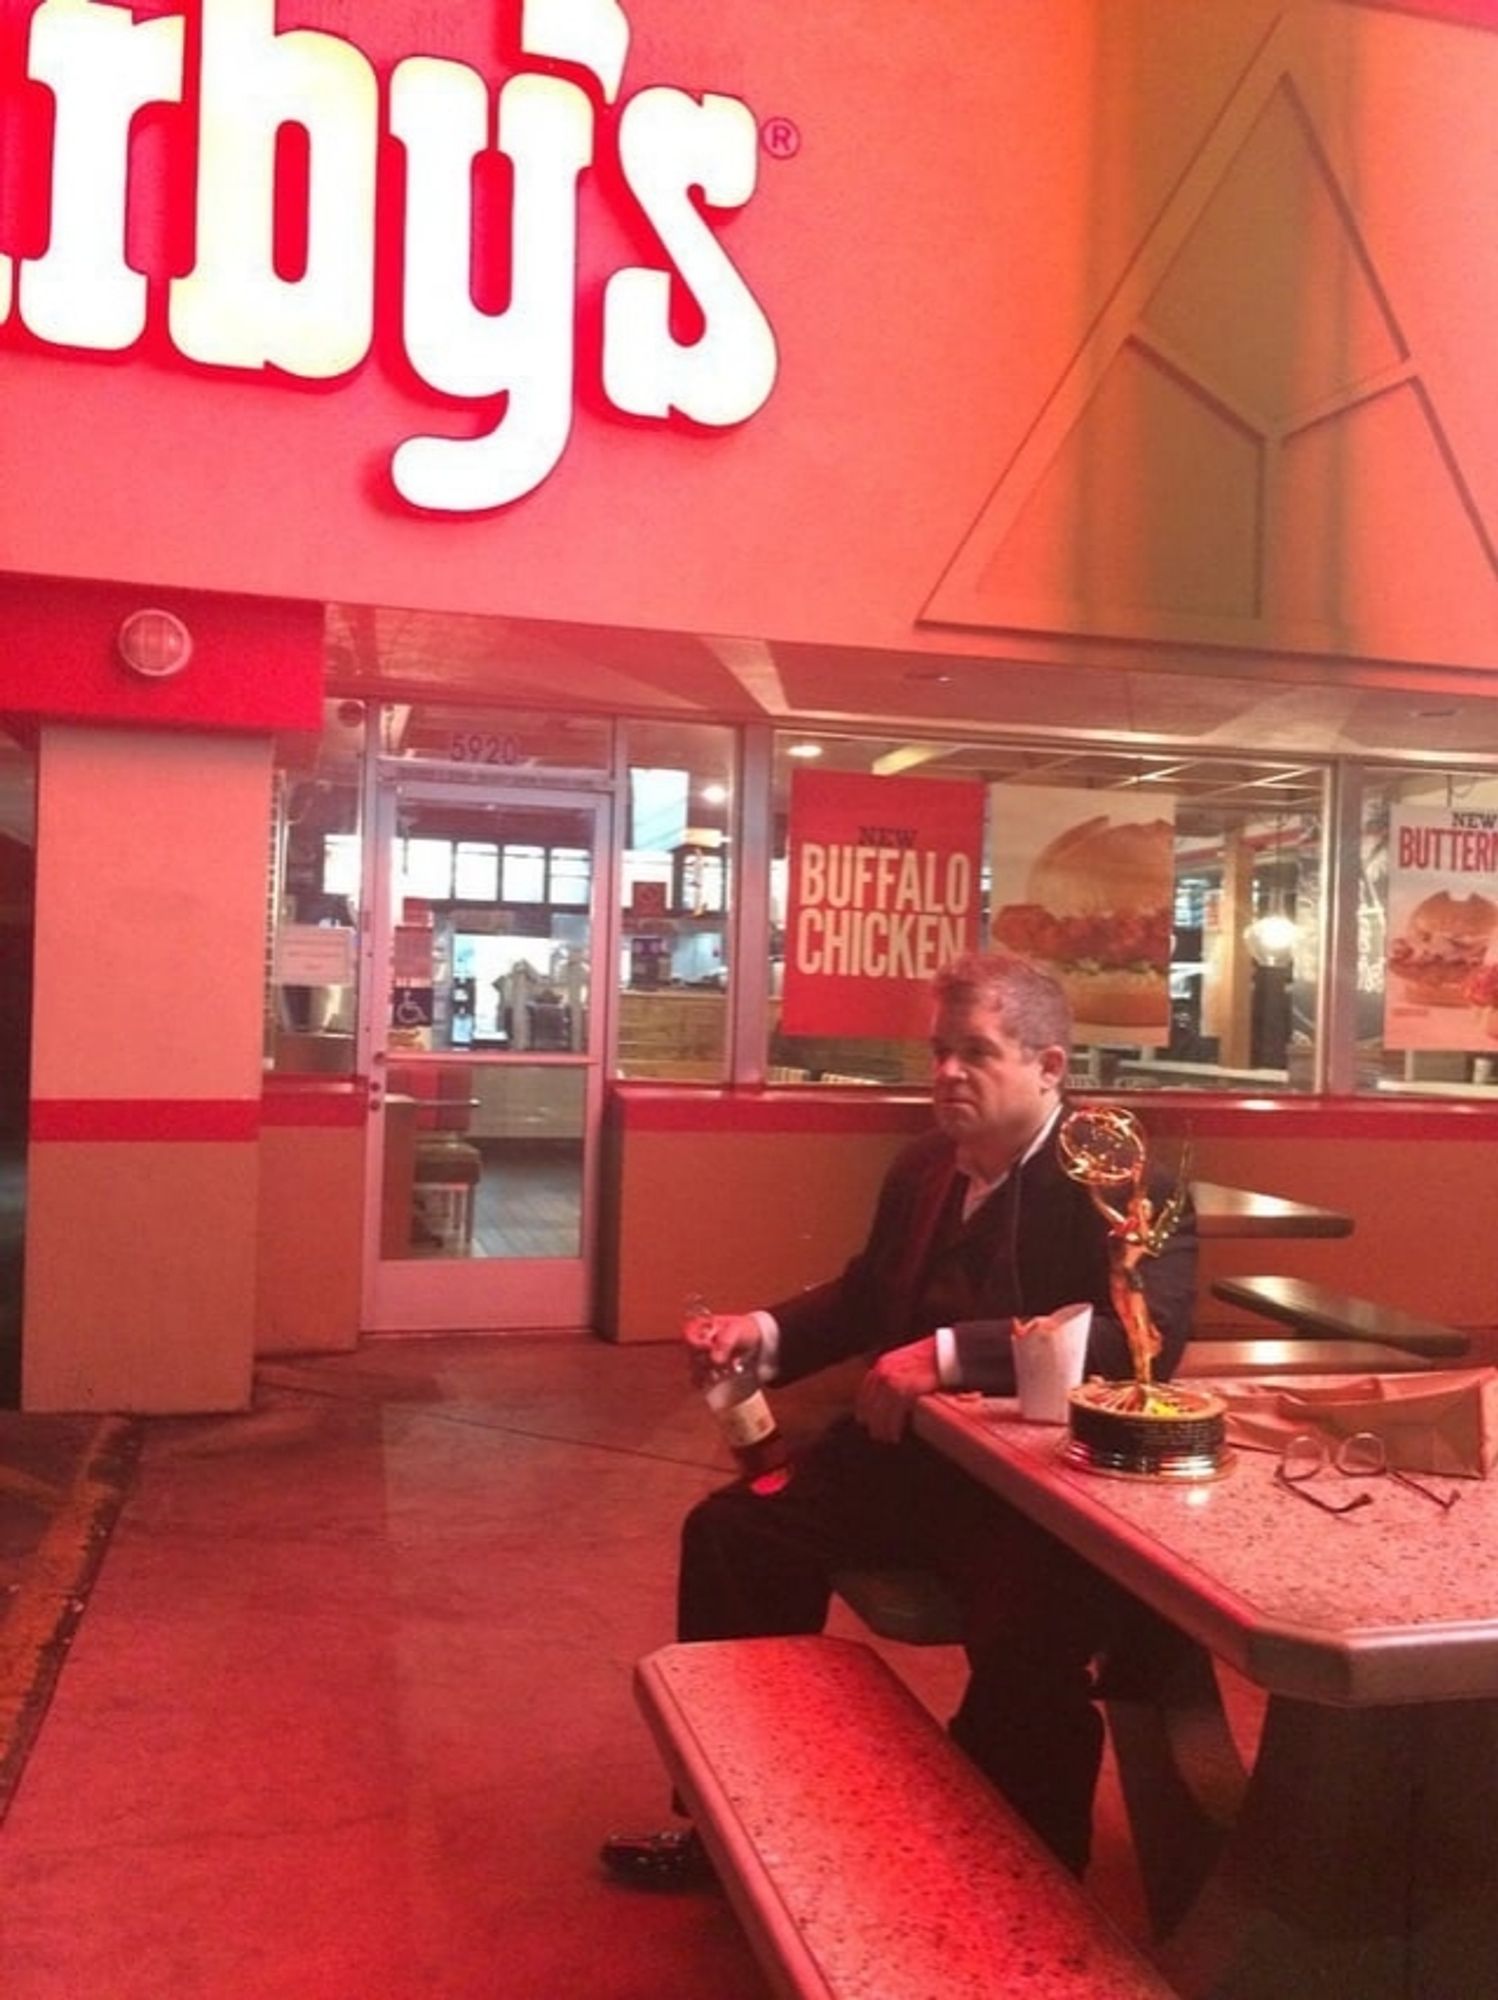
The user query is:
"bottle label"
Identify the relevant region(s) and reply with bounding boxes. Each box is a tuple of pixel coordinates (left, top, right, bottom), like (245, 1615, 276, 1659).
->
(720, 1392, 776, 1449)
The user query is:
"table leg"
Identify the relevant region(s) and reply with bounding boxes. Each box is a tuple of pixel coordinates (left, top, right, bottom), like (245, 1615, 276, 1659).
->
(1101, 1640, 1248, 1939)
(1159, 1694, 1498, 1999)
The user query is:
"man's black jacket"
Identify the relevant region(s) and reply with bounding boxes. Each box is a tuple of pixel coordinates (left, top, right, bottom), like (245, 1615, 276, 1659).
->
(769, 1122, 1197, 1391)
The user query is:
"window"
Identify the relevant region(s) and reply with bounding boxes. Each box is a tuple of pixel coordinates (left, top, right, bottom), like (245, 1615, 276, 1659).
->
(549, 847, 591, 906)
(1353, 768, 1498, 1099)
(323, 833, 360, 899)
(265, 701, 365, 1075)
(617, 722, 735, 1080)
(765, 731, 1328, 1093)
(453, 841, 499, 901)
(402, 838, 453, 901)
(501, 844, 546, 903)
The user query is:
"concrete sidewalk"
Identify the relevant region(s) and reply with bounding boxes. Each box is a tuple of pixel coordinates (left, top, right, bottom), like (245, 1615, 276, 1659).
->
(0, 1335, 1160, 1997)
(0, 1411, 139, 1821)
(0, 1337, 789, 1996)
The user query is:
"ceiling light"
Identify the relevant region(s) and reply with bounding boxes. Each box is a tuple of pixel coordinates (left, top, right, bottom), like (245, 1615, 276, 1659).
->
(787, 742, 823, 759)
(1243, 815, 1300, 966)
(700, 782, 728, 804)
(1243, 911, 1299, 967)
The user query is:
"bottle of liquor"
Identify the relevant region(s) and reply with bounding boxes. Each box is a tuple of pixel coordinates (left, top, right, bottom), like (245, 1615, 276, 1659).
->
(685, 1296, 787, 1480)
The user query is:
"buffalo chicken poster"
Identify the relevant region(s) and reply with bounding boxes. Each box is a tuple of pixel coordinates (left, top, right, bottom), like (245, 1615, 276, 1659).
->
(1384, 803, 1498, 1051)
(988, 785, 1176, 1047)
(780, 772, 983, 1037)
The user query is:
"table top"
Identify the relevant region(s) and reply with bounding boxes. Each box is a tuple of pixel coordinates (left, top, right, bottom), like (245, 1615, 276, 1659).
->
(1190, 1180, 1353, 1239)
(915, 1388, 1498, 1707)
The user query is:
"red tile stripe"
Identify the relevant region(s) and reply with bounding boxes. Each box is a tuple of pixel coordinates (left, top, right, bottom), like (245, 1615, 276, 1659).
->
(30, 1099, 261, 1143)
(611, 1085, 1498, 1143)
(1124, 1094, 1498, 1141)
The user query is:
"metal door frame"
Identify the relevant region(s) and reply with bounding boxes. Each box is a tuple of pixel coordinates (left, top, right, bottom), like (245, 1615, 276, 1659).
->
(356, 767, 616, 1331)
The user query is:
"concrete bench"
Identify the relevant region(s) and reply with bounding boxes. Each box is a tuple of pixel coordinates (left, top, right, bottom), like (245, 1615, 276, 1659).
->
(634, 1635, 1177, 1999)
(830, 1566, 1245, 1942)
(1208, 1276, 1471, 1361)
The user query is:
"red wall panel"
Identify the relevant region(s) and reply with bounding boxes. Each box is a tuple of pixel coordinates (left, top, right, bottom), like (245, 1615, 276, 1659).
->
(0, 574, 323, 730)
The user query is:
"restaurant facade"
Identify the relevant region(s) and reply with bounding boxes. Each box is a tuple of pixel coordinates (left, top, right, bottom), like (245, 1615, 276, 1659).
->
(2, 0, 1497, 1411)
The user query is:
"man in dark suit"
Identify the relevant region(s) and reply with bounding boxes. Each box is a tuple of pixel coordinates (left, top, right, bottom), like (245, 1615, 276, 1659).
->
(604, 950, 1197, 1883)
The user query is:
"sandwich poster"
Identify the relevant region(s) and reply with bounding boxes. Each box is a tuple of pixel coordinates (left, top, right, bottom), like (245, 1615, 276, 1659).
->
(989, 785, 1175, 1047)
(1384, 803, 1498, 1051)
(781, 771, 983, 1038)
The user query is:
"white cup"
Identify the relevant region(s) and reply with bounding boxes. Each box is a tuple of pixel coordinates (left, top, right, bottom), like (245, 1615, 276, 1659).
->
(1012, 1303, 1094, 1423)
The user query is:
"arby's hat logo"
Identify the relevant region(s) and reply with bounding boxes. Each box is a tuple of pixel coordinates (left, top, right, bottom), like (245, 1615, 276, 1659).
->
(0, 0, 780, 513)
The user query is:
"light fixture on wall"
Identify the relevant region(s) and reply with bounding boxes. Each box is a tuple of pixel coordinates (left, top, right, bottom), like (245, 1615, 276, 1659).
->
(117, 606, 193, 679)
(1243, 815, 1300, 967)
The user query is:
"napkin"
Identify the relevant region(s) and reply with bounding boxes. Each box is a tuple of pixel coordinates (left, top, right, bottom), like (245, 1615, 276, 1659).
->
(1216, 1368, 1498, 1479)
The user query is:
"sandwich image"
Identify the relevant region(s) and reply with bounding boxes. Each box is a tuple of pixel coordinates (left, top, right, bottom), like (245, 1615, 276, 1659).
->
(991, 814, 1173, 1029)
(1388, 890, 1498, 1007)
(1463, 959, 1498, 1033)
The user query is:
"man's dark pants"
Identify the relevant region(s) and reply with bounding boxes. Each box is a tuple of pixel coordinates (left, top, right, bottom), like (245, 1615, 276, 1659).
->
(678, 1414, 1181, 1875)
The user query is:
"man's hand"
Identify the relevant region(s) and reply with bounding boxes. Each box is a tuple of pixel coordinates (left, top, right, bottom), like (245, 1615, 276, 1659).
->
(854, 1336, 941, 1444)
(683, 1308, 763, 1372)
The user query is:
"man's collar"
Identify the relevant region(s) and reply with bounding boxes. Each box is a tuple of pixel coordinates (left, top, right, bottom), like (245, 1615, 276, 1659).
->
(957, 1100, 1062, 1189)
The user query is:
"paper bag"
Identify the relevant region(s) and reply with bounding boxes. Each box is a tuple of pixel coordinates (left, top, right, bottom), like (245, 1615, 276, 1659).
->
(1216, 1369, 1498, 1479)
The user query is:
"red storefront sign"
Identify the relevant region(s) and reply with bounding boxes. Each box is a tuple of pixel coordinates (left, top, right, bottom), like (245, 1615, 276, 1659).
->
(781, 772, 983, 1039)
(0, 0, 778, 515)
(0, 573, 323, 731)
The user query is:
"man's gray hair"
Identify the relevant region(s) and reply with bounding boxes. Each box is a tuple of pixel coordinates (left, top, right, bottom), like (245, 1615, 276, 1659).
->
(933, 951, 1074, 1056)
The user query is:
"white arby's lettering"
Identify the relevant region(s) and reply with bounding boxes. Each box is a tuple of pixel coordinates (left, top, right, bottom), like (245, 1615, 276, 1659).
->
(18, 0, 186, 351)
(0, 0, 780, 513)
(388, 62, 596, 513)
(169, 0, 379, 379)
(604, 88, 777, 425)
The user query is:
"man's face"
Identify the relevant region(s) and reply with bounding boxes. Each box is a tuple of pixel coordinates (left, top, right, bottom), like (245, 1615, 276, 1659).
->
(929, 996, 1065, 1157)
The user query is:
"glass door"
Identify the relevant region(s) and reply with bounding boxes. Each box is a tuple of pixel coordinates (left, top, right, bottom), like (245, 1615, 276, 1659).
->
(359, 775, 612, 1331)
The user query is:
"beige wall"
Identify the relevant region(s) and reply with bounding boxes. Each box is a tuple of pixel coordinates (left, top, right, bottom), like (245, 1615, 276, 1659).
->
(602, 1109, 1498, 1344)
(25, 1141, 259, 1411)
(24, 727, 271, 1411)
(254, 1120, 364, 1357)
(1182, 1130, 1498, 1333)
(602, 1118, 920, 1343)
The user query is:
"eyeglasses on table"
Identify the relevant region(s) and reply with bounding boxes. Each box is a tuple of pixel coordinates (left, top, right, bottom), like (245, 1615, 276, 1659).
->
(1271, 1430, 1461, 1516)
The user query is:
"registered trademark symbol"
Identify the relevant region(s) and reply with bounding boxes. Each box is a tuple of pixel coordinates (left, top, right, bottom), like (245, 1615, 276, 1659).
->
(761, 117, 801, 159)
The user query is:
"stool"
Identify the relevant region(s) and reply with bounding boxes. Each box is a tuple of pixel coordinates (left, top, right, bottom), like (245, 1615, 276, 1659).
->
(411, 1137, 482, 1253)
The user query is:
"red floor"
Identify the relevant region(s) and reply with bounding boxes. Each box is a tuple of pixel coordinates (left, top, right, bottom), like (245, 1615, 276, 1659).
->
(0, 1336, 1268, 1996)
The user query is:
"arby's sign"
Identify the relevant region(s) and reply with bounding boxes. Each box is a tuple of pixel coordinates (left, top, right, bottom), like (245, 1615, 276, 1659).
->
(0, 0, 779, 513)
